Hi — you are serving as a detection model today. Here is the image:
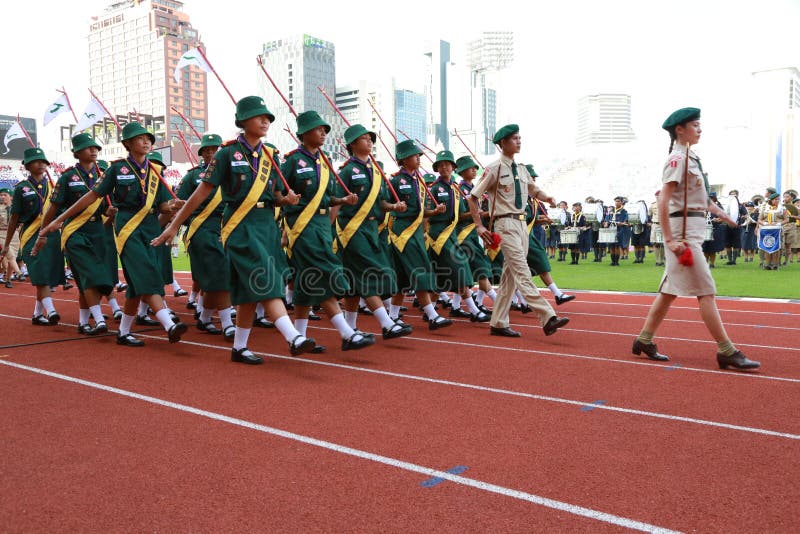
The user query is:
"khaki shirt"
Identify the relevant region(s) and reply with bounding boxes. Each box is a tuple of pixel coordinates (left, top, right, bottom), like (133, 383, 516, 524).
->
(470, 155, 543, 216)
(662, 147, 708, 215)
(649, 201, 659, 224)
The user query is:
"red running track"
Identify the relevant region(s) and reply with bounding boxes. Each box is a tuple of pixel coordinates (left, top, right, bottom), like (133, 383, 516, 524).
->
(1, 281, 798, 532)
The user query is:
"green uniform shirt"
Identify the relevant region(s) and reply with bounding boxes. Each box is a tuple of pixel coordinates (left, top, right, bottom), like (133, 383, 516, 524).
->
(11, 178, 51, 233)
(177, 163, 223, 224)
(425, 177, 463, 226)
(280, 147, 336, 222)
(92, 158, 172, 226)
(203, 140, 284, 211)
(389, 170, 423, 221)
(335, 156, 388, 221)
(51, 165, 105, 222)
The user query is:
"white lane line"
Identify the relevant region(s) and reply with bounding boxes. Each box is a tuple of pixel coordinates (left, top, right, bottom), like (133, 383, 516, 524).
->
(556, 311, 800, 332)
(0, 359, 682, 534)
(555, 299, 799, 317)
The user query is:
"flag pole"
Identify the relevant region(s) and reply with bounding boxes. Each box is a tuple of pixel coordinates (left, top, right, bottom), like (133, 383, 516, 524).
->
(197, 46, 236, 105)
(176, 130, 198, 167)
(17, 114, 54, 188)
(57, 87, 79, 123)
(452, 128, 484, 168)
(87, 88, 122, 130)
(170, 106, 202, 141)
(132, 108, 143, 125)
(283, 124, 300, 145)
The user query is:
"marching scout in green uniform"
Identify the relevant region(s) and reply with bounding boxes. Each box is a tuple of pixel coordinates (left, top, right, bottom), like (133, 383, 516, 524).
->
(41, 122, 188, 347)
(387, 140, 452, 330)
(425, 150, 488, 322)
(40, 134, 114, 335)
(96, 159, 127, 301)
(2, 147, 64, 325)
(632, 107, 759, 370)
(155, 96, 316, 363)
(175, 133, 235, 338)
(334, 123, 412, 340)
(280, 110, 375, 352)
(466, 124, 570, 338)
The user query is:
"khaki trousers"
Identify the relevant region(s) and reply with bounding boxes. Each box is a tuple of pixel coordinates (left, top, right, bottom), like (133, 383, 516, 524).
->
(491, 217, 555, 328)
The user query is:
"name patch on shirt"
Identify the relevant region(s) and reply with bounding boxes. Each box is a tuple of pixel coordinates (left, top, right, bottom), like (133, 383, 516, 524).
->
(68, 182, 86, 188)
(230, 161, 249, 167)
(297, 167, 314, 174)
(22, 191, 37, 197)
(398, 184, 412, 190)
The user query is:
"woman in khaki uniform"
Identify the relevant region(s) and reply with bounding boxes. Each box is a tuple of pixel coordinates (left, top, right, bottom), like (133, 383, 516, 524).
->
(632, 108, 759, 371)
(0, 188, 22, 287)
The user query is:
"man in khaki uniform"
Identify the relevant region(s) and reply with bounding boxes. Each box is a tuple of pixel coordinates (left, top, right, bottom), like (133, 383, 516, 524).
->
(467, 124, 569, 338)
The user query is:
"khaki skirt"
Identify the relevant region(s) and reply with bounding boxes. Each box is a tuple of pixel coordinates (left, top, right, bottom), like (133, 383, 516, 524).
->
(659, 217, 716, 296)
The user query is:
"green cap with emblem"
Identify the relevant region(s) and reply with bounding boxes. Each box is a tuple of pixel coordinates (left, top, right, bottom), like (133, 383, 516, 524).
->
(432, 150, 456, 172)
(198, 133, 222, 154)
(235, 96, 275, 124)
(455, 155, 479, 175)
(71, 133, 102, 153)
(97, 160, 109, 171)
(768, 192, 780, 201)
(661, 107, 701, 130)
(121, 122, 155, 143)
(422, 173, 436, 184)
(147, 151, 165, 167)
(524, 164, 538, 178)
(22, 147, 49, 166)
(344, 124, 376, 146)
(295, 110, 330, 136)
(395, 139, 423, 161)
(0, 188, 11, 195)
(492, 124, 519, 144)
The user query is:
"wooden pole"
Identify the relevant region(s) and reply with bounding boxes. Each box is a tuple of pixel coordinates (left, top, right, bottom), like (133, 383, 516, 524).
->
(197, 46, 236, 105)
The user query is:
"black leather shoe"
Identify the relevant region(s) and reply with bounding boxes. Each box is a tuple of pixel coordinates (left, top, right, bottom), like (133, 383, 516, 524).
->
(77, 324, 93, 335)
(197, 320, 222, 334)
(32, 315, 51, 326)
(253, 316, 274, 328)
(555, 294, 576, 306)
(449, 308, 472, 318)
(437, 298, 452, 309)
(399, 305, 408, 312)
(509, 302, 522, 311)
(519, 304, 533, 314)
(47, 311, 60, 325)
(135, 315, 159, 326)
(490, 326, 521, 337)
(717, 350, 760, 370)
(311, 345, 327, 354)
(117, 333, 144, 347)
(186, 300, 197, 310)
(116, 283, 127, 292)
(543, 316, 570, 336)
(62, 283, 73, 291)
(342, 332, 376, 351)
(308, 311, 321, 321)
(429, 316, 453, 330)
(358, 306, 373, 316)
(631, 339, 669, 361)
(478, 305, 492, 316)
(168, 311, 180, 323)
(113, 310, 123, 322)
(173, 288, 188, 297)
(231, 347, 263, 365)
(4, 281, 12, 288)
(383, 321, 413, 339)
(168, 322, 188, 343)
(285, 303, 294, 311)
(90, 321, 108, 335)
(470, 311, 491, 323)
(223, 325, 235, 341)
(289, 335, 316, 356)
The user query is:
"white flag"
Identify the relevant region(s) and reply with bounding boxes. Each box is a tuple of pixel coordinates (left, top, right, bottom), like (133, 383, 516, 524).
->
(74, 98, 108, 132)
(174, 47, 212, 83)
(43, 94, 71, 126)
(2, 122, 26, 154)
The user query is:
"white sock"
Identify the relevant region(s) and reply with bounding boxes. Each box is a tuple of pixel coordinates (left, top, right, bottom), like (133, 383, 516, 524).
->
(233, 327, 251, 351)
(155, 308, 174, 331)
(373, 306, 396, 330)
(89, 304, 104, 324)
(383, 297, 391, 310)
(548, 282, 563, 297)
(330, 312, 358, 340)
(79, 308, 90, 325)
(475, 289, 485, 306)
(42, 297, 56, 315)
(294, 318, 308, 336)
(285, 287, 293, 305)
(34, 300, 43, 316)
(189, 291, 198, 302)
(172, 280, 181, 291)
(452, 294, 462, 309)
(344, 310, 358, 329)
(274, 315, 302, 343)
(137, 301, 149, 316)
(389, 304, 401, 320)
(359, 297, 367, 308)
(487, 289, 497, 302)
(422, 303, 439, 320)
(511, 293, 519, 305)
(119, 313, 135, 335)
(196, 296, 204, 315)
(255, 302, 265, 318)
(439, 292, 450, 303)
(515, 290, 527, 306)
(200, 308, 214, 324)
(108, 297, 121, 313)
(219, 307, 233, 329)
(465, 295, 480, 315)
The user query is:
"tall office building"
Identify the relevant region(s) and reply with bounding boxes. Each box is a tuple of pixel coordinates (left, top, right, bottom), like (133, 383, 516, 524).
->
(576, 94, 636, 146)
(335, 80, 399, 163)
(751, 67, 800, 193)
(467, 32, 513, 156)
(423, 40, 452, 150)
(87, 0, 207, 162)
(257, 34, 341, 157)
(395, 89, 426, 149)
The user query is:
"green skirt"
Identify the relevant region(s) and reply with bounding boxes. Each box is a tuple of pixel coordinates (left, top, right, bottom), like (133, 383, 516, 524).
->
(428, 230, 472, 292)
(119, 218, 166, 298)
(187, 220, 230, 293)
(527, 233, 551, 275)
(458, 230, 492, 281)
(287, 215, 349, 306)
(338, 218, 397, 298)
(224, 207, 290, 305)
(102, 224, 120, 285)
(159, 243, 173, 284)
(64, 221, 113, 295)
(390, 226, 436, 292)
(22, 228, 65, 287)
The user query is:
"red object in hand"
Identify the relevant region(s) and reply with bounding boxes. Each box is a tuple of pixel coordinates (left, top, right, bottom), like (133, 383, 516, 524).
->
(487, 232, 502, 250)
(678, 245, 693, 266)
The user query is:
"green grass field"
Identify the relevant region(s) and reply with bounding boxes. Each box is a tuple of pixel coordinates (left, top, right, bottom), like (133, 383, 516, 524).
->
(168, 246, 799, 300)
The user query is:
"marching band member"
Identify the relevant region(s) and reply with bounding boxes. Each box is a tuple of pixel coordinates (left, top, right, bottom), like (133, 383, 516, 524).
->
(567, 202, 589, 264)
(602, 196, 628, 266)
(758, 192, 785, 270)
(649, 191, 665, 266)
(741, 201, 758, 262)
(702, 191, 726, 268)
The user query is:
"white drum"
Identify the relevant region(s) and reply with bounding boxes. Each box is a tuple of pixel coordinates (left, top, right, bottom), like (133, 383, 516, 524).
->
(726, 196, 741, 220)
(584, 202, 604, 223)
(547, 207, 566, 228)
(704, 224, 714, 242)
(652, 226, 664, 243)
(560, 228, 579, 244)
(598, 226, 618, 243)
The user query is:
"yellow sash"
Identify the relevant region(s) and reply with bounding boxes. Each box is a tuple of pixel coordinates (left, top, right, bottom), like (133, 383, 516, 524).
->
(61, 197, 102, 250)
(220, 146, 274, 246)
(527, 219, 535, 235)
(184, 188, 222, 247)
(389, 178, 424, 253)
(487, 246, 501, 261)
(333, 164, 381, 253)
(456, 223, 476, 244)
(285, 154, 329, 258)
(114, 163, 159, 255)
(19, 181, 52, 252)
(431, 184, 460, 255)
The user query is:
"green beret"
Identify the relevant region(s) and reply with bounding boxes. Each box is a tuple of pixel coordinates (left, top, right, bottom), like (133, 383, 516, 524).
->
(422, 173, 436, 184)
(295, 110, 330, 136)
(71, 133, 102, 153)
(455, 155, 479, 175)
(768, 192, 780, 201)
(661, 107, 701, 130)
(395, 139, 423, 161)
(766, 187, 777, 194)
(344, 124, 376, 146)
(0, 188, 11, 195)
(493, 124, 519, 144)
(432, 150, 456, 172)
(235, 96, 275, 124)
(524, 164, 538, 178)
(22, 147, 49, 166)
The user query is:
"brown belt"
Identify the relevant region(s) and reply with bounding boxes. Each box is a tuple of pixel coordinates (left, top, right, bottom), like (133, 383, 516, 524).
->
(669, 211, 705, 218)
(494, 213, 526, 221)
